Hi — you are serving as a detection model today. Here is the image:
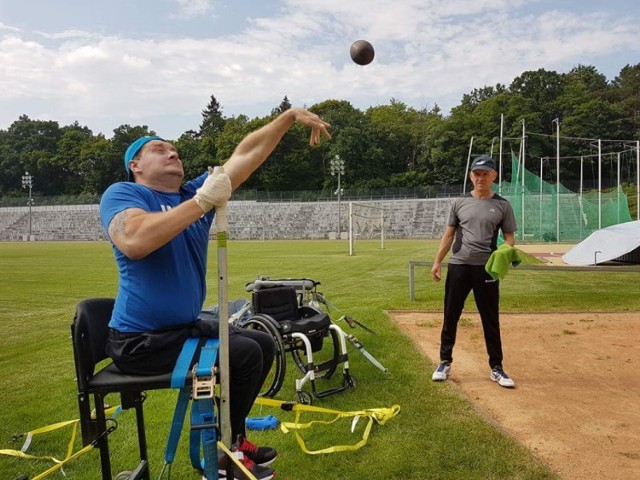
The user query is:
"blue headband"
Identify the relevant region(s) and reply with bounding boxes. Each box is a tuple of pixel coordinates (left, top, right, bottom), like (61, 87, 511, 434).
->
(124, 135, 164, 181)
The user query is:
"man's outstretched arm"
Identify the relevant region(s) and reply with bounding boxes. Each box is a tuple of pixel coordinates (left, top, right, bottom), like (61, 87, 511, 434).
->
(224, 108, 330, 190)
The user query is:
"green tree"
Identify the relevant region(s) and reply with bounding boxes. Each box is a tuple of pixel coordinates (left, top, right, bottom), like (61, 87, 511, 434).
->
(193, 95, 226, 174)
(0, 116, 63, 196)
(271, 96, 292, 116)
(110, 124, 156, 183)
(78, 134, 118, 194)
(612, 63, 640, 137)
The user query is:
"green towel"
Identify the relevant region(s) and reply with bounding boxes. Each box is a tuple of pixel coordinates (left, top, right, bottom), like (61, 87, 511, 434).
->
(485, 244, 522, 280)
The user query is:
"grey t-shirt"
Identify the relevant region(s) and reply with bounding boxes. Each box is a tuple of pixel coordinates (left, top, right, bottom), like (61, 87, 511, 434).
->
(447, 193, 517, 265)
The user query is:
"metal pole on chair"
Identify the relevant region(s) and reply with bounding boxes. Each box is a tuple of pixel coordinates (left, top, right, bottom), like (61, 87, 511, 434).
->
(215, 202, 232, 449)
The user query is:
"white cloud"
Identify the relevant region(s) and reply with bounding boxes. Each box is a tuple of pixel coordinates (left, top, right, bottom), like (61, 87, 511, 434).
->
(0, 22, 21, 33)
(1, 1, 639, 137)
(170, 0, 215, 20)
(35, 29, 97, 40)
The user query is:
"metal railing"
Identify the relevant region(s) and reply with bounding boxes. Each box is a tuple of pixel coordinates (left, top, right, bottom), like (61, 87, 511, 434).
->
(0, 185, 465, 208)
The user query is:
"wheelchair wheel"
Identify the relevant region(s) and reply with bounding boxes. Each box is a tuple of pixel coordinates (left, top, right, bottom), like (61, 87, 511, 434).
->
(344, 374, 357, 388)
(291, 326, 340, 379)
(242, 315, 286, 397)
(297, 390, 312, 405)
(114, 472, 133, 480)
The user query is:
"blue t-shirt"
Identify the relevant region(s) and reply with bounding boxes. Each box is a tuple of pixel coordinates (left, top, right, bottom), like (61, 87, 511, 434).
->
(99, 173, 215, 333)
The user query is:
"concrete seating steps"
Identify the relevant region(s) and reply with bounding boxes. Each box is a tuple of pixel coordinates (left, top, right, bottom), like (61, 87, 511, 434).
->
(0, 198, 454, 241)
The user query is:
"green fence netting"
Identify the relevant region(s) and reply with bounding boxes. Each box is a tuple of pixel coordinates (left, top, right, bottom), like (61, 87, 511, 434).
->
(495, 154, 632, 242)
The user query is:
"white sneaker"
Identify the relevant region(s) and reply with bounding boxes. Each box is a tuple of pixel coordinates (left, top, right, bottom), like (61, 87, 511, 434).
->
(490, 366, 515, 388)
(432, 361, 451, 381)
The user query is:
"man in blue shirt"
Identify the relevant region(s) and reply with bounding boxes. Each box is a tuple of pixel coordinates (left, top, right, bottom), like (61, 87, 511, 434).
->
(100, 108, 331, 480)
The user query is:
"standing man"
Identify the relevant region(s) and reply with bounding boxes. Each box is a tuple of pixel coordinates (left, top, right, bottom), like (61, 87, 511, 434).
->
(430, 155, 517, 388)
(100, 108, 331, 480)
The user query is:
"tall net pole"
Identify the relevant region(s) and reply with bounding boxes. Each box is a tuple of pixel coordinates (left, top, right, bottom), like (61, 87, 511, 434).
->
(598, 139, 602, 230)
(463, 136, 473, 195)
(521, 119, 526, 241)
(499, 114, 504, 194)
(580, 156, 584, 241)
(553, 118, 560, 242)
(617, 151, 622, 225)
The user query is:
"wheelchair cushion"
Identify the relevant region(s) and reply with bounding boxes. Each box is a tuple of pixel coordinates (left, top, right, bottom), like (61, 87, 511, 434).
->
(252, 287, 332, 353)
(286, 312, 331, 334)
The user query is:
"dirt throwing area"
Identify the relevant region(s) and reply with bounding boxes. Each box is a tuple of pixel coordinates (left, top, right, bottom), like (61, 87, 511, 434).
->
(391, 310, 640, 480)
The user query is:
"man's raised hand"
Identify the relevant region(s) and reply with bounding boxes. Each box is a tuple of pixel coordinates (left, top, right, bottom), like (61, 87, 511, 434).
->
(193, 166, 232, 213)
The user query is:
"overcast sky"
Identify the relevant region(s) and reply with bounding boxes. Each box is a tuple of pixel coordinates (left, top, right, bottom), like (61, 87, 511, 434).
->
(1, 0, 639, 139)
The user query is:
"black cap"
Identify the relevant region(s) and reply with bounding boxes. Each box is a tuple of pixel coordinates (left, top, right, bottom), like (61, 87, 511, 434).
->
(470, 155, 496, 172)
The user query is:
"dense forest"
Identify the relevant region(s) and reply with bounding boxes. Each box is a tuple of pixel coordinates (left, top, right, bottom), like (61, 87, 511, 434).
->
(1, 63, 639, 199)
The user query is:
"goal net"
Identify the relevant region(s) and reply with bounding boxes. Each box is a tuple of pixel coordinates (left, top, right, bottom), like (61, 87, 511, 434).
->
(348, 202, 386, 256)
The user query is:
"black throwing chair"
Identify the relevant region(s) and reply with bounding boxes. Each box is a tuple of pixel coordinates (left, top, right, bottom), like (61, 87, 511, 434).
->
(71, 298, 177, 480)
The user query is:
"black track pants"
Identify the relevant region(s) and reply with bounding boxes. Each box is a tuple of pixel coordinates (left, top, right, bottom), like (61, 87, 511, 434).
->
(439, 263, 503, 369)
(107, 321, 275, 439)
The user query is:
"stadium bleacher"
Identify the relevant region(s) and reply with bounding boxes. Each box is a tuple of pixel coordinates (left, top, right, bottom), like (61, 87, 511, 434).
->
(0, 198, 453, 241)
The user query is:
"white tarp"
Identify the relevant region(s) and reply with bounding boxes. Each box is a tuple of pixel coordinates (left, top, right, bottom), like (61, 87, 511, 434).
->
(562, 220, 640, 266)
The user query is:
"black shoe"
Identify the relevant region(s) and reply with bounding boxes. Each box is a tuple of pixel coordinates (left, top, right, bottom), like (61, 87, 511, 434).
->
(232, 433, 277, 467)
(205, 451, 275, 480)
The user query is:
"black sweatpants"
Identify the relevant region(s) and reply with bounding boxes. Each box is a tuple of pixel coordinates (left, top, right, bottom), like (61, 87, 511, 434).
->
(107, 319, 275, 439)
(440, 263, 503, 369)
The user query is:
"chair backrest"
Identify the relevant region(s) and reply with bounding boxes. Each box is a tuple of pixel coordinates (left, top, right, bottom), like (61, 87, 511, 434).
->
(71, 298, 115, 389)
(252, 287, 300, 323)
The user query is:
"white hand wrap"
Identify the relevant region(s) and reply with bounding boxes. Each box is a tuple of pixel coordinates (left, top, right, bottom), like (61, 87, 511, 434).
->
(193, 166, 232, 213)
(215, 205, 228, 233)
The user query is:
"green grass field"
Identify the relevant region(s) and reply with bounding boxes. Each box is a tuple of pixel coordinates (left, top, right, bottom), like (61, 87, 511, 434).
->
(1, 240, 638, 480)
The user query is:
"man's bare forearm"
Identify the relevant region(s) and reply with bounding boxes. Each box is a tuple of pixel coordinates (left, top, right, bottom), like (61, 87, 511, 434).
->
(223, 110, 296, 189)
(434, 227, 456, 263)
(108, 200, 205, 259)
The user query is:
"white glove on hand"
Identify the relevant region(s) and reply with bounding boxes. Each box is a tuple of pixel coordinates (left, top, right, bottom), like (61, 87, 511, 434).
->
(193, 166, 232, 213)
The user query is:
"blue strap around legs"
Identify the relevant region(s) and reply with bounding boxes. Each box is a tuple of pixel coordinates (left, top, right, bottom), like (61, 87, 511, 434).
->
(163, 337, 220, 479)
(191, 397, 218, 478)
(171, 337, 200, 388)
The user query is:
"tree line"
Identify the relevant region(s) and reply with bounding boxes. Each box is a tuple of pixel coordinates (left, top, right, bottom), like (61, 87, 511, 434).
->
(1, 63, 639, 199)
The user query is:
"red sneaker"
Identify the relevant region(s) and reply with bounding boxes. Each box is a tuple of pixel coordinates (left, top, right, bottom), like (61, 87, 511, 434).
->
(232, 434, 277, 467)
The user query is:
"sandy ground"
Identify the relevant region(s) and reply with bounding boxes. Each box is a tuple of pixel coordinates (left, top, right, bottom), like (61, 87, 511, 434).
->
(516, 243, 574, 265)
(390, 310, 640, 480)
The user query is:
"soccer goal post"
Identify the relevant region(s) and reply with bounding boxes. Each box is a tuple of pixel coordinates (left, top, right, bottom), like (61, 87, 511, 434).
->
(348, 202, 385, 256)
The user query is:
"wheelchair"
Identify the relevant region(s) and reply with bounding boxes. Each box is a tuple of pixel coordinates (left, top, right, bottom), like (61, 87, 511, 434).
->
(239, 277, 356, 404)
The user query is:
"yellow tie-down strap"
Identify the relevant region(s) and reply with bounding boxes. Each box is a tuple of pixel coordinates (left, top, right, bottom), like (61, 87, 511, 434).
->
(0, 405, 121, 480)
(254, 397, 400, 455)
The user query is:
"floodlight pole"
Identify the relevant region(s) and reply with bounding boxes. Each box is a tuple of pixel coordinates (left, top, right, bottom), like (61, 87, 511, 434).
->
(21, 171, 33, 239)
(330, 155, 345, 236)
